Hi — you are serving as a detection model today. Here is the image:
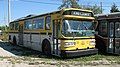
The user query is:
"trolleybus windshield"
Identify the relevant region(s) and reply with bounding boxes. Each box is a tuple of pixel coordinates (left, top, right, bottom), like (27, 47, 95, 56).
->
(62, 20, 95, 37)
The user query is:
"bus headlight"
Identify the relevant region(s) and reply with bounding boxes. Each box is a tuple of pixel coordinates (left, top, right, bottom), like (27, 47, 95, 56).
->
(90, 39, 95, 46)
(64, 42, 75, 47)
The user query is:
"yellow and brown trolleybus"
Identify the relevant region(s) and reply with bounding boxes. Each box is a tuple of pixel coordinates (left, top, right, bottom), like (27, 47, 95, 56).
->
(9, 8, 98, 57)
(95, 12, 120, 54)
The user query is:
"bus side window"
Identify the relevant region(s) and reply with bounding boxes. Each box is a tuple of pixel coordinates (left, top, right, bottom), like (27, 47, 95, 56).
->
(99, 20, 108, 37)
(110, 22, 114, 37)
(15, 22, 19, 30)
(10, 23, 15, 30)
(33, 18, 44, 29)
(24, 20, 32, 30)
(24, 21, 29, 30)
(115, 22, 120, 37)
(29, 23, 32, 30)
(45, 16, 51, 30)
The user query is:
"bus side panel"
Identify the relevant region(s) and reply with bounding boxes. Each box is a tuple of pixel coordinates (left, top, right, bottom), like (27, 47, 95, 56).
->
(31, 34, 41, 51)
(23, 33, 31, 48)
(22, 33, 52, 52)
(9, 33, 18, 45)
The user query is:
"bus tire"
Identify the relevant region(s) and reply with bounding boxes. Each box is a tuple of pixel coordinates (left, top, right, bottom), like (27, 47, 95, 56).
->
(13, 36, 17, 45)
(42, 39, 51, 55)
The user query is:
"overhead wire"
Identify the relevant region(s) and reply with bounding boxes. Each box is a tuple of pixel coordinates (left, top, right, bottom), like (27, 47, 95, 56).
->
(18, 0, 120, 8)
(19, 0, 61, 5)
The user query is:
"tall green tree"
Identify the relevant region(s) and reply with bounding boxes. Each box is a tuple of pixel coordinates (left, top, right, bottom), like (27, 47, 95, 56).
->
(84, 5, 102, 14)
(0, 25, 9, 31)
(58, 0, 80, 9)
(59, 0, 101, 14)
(110, 3, 120, 13)
(0, 26, 5, 30)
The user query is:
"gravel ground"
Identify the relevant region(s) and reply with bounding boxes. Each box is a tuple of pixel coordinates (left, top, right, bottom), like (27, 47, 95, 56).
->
(0, 42, 120, 67)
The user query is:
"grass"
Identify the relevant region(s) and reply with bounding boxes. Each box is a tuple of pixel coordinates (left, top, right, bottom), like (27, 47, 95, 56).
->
(27, 54, 120, 66)
(0, 52, 120, 66)
(0, 42, 120, 66)
(0, 31, 9, 41)
(8, 47, 120, 65)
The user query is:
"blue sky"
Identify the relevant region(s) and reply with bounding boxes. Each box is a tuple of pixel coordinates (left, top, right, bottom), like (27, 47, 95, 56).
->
(0, 0, 120, 26)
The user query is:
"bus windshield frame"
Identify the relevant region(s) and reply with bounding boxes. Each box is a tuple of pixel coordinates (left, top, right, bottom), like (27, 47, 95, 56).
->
(61, 20, 95, 37)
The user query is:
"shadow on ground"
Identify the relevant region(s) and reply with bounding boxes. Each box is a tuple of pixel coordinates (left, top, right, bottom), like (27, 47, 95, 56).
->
(0, 42, 118, 60)
(0, 42, 84, 59)
(0, 42, 45, 57)
(0, 42, 66, 60)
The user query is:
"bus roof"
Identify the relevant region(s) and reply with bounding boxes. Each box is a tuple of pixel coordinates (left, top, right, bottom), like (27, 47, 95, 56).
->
(10, 8, 93, 23)
(95, 12, 120, 20)
(95, 12, 120, 16)
(11, 10, 60, 23)
(62, 8, 93, 13)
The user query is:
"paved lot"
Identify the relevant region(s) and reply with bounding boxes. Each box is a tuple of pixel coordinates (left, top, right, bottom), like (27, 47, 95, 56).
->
(0, 42, 120, 67)
(0, 42, 16, 57)
(0, 42, 41, 57)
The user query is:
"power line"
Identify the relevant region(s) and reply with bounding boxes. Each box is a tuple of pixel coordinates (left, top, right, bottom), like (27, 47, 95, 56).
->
(19, 0, 120, 8)
(19, 0, 61, 5)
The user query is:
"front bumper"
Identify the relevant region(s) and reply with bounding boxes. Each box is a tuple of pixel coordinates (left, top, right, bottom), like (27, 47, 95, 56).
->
(61, 48, 98, 57)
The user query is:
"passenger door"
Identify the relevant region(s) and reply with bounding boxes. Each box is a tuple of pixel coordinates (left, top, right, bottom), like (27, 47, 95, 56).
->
(53, 20, 60, 55)
(108, 22, 114, 53)
(108, 22, 120, 54)
(18, 21, 24, 45)
(115, 22, 120, 54)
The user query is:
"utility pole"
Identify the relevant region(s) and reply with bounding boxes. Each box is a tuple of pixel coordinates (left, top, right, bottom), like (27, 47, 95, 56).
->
(7, 0, 11, 40)
(100, 2, 102, 13)
(8, 0, 11, 26)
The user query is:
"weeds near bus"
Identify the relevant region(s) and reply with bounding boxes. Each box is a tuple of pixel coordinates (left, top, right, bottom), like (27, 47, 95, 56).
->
(9, 46, 120, 65)
(0, 42, 120, 66)
(0, 26, 9, 41)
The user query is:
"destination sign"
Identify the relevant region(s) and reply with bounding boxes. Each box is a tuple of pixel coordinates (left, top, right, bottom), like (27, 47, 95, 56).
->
(63, 10, 93, 17)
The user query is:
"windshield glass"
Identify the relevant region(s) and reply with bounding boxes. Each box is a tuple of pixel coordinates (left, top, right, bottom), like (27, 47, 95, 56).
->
(62, 20, 95, 37)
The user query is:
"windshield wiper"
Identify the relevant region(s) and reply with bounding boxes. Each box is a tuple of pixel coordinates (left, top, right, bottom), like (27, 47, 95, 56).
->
(83, 23, 88, 30)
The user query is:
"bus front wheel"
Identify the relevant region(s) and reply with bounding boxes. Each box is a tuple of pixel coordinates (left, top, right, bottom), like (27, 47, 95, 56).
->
(42, 40, 51, 55)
